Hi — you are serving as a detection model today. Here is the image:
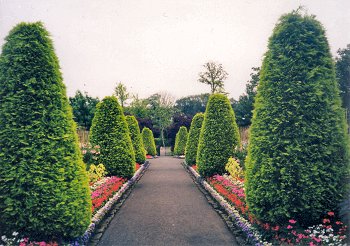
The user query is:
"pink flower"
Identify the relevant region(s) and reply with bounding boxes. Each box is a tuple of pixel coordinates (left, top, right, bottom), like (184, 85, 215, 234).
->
(327, 211, 334, 216)
(309, 242, 316, 246)
(289, 219, 297, 224)
(313, 237, 321, 243)
(287, 225, 293, 229)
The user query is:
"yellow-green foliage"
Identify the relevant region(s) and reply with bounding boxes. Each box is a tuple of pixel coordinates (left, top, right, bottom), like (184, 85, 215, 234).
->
(185, 113, 204, 165)
(88, 164, 107, 183)
(174, 126, 188, 156)
(225, 157, 244, 180)
(197, 94, 241, 177)
(90, 96, 136, 178)
(141, 127, 157, 156)
(0, 22, 91, 240)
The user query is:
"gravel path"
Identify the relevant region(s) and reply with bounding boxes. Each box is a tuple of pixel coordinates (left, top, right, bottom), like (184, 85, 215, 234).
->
(98, 157, 237, 246)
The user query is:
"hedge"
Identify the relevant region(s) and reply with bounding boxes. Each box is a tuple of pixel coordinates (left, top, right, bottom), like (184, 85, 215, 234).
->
(90, 96, 135, 178)
(126, 115, 146, 164)
(185, 113, 204, 165)
(141, 127, 157, 156)
(197, 94, 240, 177)
(0, 22, 91, 240)
(245, 11, 350, 226)
(174, 126, 188, 156)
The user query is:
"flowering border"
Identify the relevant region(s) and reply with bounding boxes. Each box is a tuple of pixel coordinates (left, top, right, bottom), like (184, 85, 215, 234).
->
(186, 165, 269, 246)
(71, 161, 150, 245)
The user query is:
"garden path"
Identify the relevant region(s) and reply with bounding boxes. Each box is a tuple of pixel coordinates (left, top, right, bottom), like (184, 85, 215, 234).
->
(98, 156, 237, 246)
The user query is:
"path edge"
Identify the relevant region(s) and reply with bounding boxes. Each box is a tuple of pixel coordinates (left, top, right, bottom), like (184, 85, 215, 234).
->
(73, 161, 151, 246)
(181, 162, 254, 246)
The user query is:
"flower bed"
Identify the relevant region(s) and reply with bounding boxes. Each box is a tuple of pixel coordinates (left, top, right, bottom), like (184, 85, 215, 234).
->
(91, 176, 126, 214)
(189, 165, 348, 246)
(1, 162, 149, 246)
(71, 161, 149, 245)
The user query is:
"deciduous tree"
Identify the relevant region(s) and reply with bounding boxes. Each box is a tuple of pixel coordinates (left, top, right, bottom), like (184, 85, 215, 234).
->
(198, 62, 228, 94)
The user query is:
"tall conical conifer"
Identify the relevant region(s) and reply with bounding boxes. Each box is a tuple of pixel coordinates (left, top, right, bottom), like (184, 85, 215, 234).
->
(126, 115, 146, 164)
(245, 11, 350, 226)
(174, 126, 188, 156)
(141, 127, 157, 156)
(90, 96, 135, 178)
(0, 22, 91, 240)
(197, 94, 240, 177)
(185, 113, 204, 165)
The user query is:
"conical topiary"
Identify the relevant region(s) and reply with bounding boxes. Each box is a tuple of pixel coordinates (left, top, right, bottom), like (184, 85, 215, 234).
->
(126, 115, 146, 164)
(185, 113, 204, 165)
(197, 94, 240, 177)
(174, 126, 188, 156)
(141, 127, 157, 156)
(90, 96, 135, 178)
(245, 11, 350, 226)
(0, 22, 91, 240)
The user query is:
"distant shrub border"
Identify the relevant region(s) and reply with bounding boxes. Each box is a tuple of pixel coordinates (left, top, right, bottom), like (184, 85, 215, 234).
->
(72, 161, 150, 245)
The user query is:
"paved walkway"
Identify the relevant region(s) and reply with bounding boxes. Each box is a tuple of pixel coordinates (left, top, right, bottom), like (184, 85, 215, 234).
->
(98, 157, 237, 246)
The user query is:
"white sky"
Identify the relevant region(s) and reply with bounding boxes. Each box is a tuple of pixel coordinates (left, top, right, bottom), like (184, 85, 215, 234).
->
(0, 0, 349, 101)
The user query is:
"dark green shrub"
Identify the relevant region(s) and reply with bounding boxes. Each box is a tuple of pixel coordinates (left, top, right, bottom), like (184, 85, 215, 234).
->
(197, 94, 240, 177)
(126, 115, 146, 164)
(245, 11, 350, 226)
(174, 126, 188, 155)
(0, 22, 91, 240)
(185, 113, 204, 165)
(90, 96, 135, 178)
(141, 127, 157, 156)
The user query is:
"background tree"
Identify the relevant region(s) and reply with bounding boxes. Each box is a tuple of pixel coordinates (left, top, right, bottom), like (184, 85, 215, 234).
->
(141, 127, 157, 156)
(90, 96, 135, 178)
(173, 126, 188, 155)
(336, 44, 350, 131)
(167, 113, 192, 151)
(197, 94, 240, 177)
(126, 94, 150, 119)
(147, 92, 175, 151)
(245, 11, 350, 226)
(185, 113, 204, 165)
(69, 90, 99, 130)
(232, 67, 260, 126)
(198, 61, 228, 94)
(174, 93, 210, 118)
(0, 22, 91, 240)
(126, 115, 146, 164)
(114, 82, 130, 108)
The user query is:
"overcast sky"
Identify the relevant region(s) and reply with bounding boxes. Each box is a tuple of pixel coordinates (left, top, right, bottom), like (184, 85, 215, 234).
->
(0, 0, 349, 101)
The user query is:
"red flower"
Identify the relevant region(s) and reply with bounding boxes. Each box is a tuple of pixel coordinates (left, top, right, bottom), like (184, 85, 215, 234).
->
(323, 218, 330, 224)
(272, 225, 280, 231)
(288, 219, 297, 224)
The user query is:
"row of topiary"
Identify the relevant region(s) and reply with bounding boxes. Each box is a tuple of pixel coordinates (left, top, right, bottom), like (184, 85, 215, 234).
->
(0, 22, 157, 243)
(184, 9, 350, 242)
